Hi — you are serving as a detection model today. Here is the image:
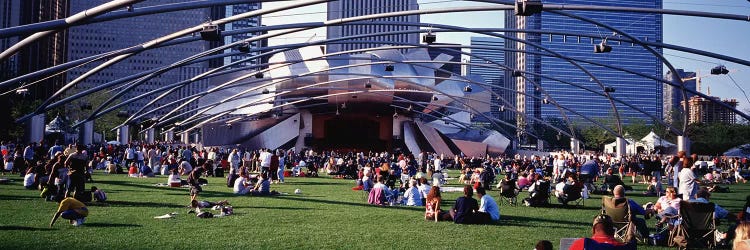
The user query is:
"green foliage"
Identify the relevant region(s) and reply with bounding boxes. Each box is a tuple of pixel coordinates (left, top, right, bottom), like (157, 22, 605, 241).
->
(535, 117, 571, 150)
(688, 122, 750, 155)
(0, 171, 745, 249)
(622, 118, 650, 139)
(8, 99, 43, 141)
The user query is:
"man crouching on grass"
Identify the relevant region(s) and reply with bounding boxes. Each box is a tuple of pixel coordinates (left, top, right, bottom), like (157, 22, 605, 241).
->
(50, 197, 88, 227)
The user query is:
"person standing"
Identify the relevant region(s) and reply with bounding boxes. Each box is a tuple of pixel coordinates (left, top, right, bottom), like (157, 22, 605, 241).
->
(678, 157, 700, 200)
(259, 149, 272, 176)
(65, 144, 88, 197)
(277, 149, 285, 184)
(124, 145, 136, 167)
(270, 150, 280, 184)
(228, 149, 241, 175)
(48, 141, 63, 160)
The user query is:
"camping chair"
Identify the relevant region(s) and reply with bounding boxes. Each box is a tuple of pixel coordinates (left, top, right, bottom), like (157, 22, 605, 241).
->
(498, 179, 519, 206)
(601, 196, 640, 243)
(582, 238, 636, 250)
(524, 180, 551, 207)
(558, 184, 584, 207)
(669, 201, 717, 249)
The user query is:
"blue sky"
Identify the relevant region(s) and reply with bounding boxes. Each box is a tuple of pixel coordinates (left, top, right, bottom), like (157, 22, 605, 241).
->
(261, 0, 750, 113)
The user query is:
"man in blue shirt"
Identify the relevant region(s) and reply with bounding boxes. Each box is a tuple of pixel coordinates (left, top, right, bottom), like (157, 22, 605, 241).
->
(23, 143, 35, 162)
(613, 185, 649, 238)
(476, 186, 500, 223)
(579, 156, 600, 187)
(48, 141, 63, 159)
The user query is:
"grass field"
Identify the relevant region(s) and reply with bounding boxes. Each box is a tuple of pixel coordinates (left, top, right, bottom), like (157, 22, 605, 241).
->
(0, 171, 747, 249)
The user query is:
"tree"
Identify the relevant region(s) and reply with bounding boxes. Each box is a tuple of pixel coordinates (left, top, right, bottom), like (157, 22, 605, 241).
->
(688, 123, 750, 155)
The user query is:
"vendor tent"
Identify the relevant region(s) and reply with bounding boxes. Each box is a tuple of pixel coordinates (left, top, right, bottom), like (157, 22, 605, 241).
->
(724, 144, 750, 158)
(639, 131, 677, 155)
(603, 132, 676, 155)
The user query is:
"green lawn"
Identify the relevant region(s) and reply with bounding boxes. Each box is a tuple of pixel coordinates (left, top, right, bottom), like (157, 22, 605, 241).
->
(0, 171, 746, 249)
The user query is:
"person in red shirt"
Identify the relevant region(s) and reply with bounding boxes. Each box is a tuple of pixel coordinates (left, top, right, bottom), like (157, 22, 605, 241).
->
(569, 214, 634, 250)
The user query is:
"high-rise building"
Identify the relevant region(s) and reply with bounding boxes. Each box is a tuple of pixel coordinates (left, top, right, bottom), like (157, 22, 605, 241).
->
(67, 0, 261, 120)
(469, 37, 512, 122)
(1, 0, 69, 141)
(663, 69, 697, 123)
(426, 43, 461, 78)
(505, 0, 663, 136)
(1, 0, 69, 100)
(209, 3, 264, 68)
(683, 96, 739, 124)
(326, 0, 419, 54)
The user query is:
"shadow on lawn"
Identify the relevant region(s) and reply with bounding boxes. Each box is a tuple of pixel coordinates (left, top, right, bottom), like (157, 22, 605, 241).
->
(0, 226, 55, 231)
(233, 206, 314, 210)
(272, 195, 423, 212)
(94, 179, 159, 189)
(106, 200, 184, 208)
(82, 222, 141, 228)
(497, 215, 590, 228)
(0, 194, 37, 201)
(288, 182, 344, 186)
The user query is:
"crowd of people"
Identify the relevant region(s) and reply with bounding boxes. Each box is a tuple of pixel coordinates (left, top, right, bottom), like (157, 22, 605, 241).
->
(4, 139, 750, 248)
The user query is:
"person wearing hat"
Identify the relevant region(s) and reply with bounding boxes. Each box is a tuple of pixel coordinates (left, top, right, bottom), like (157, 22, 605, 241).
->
(569, 214, 633, 249)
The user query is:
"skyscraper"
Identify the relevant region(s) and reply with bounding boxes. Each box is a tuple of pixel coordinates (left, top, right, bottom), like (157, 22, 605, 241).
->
(505, 0, 663, 137)
(1, 0, 70, 100)
(469, 37, 512, 122)
(326, 0, 419, 54)
(67, 0, 261, 120)
(663, 69, 697, 123)
(1, 0, 69, 141)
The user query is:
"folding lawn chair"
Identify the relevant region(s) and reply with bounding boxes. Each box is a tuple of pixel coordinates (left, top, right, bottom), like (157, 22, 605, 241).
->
(601, 196, 641, 243)
(498, 179, 519, 206)
(669, 201, 717, 249)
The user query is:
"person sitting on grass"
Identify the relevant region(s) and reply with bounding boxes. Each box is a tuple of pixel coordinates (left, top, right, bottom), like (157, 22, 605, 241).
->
(449, 185, 479, 224)
(403, 179, 422, 206)
(139, 164, 154, 177)
(49, 197, 88, 227)
(475, 186, 500, 223)
(91, 186, 107, 202)
(23, 167, 36, 189)
(417, 177, 431, 206)
(249, 173, 279, 196)
(128, 163, 139, 177)
(424, 186, 449, 221)
(569, 214, 634, 250)
(233, 171, 252, 195)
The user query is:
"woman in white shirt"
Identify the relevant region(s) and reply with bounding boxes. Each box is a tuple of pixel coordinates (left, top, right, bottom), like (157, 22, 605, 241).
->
(403, 179, 423, 206)
(233, 172, 251, 195)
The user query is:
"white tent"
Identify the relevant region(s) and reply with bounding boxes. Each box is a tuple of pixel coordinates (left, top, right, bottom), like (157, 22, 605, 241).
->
(603, 138, 637, 155)
(639, 131, 677, 154)
(603, 132, 676, 155)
